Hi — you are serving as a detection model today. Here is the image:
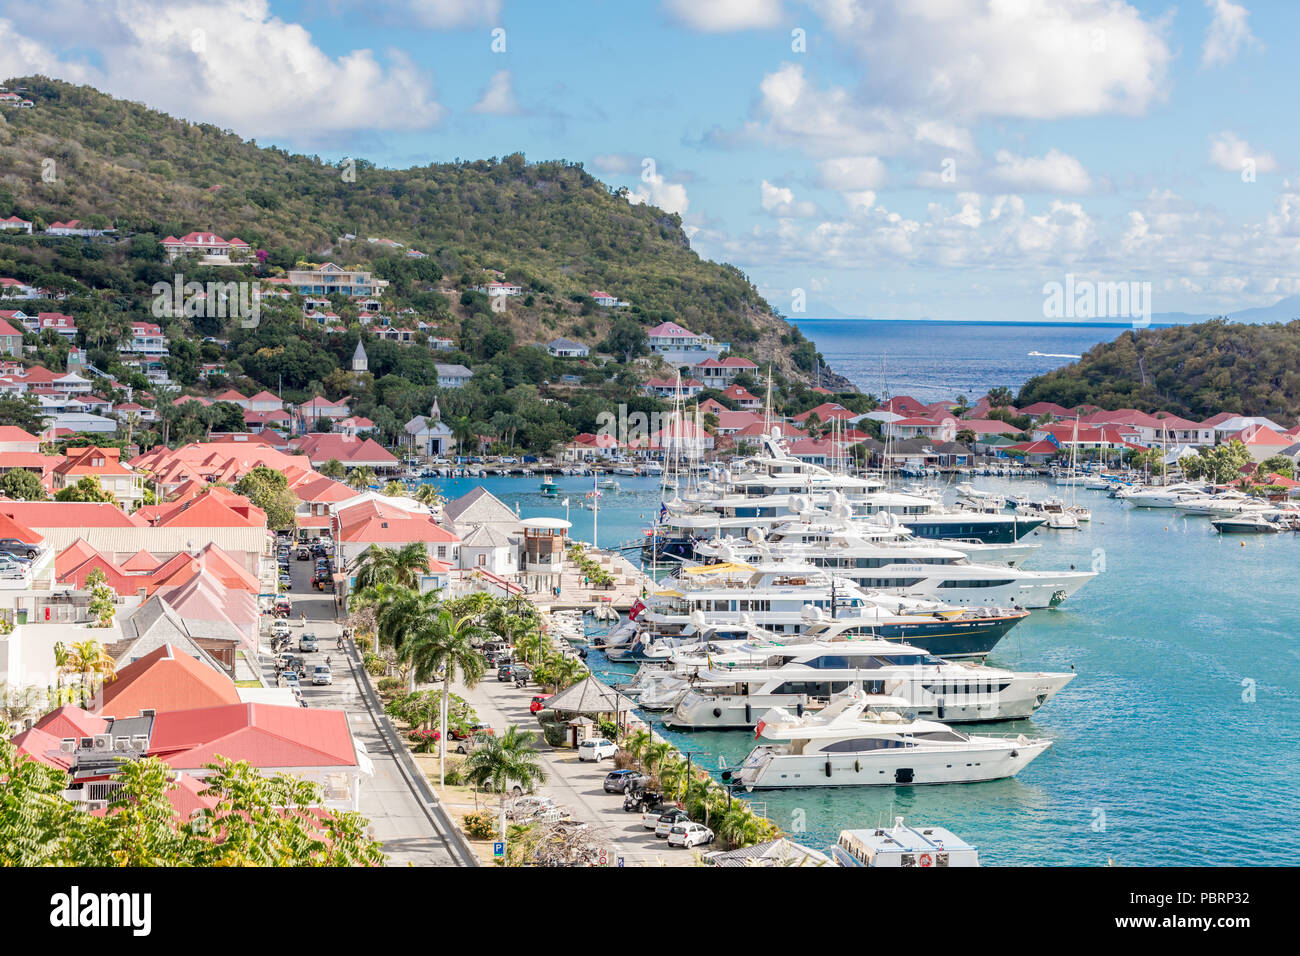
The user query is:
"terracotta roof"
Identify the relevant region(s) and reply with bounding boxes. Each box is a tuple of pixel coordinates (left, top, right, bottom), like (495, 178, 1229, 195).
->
(148, 703, 358, 769)
(97, 643, 241, 718)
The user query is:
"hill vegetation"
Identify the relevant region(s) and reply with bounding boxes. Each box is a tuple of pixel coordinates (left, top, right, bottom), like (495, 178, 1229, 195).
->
(1017, 319, 1300, 422)
(0, 75, 826, 379)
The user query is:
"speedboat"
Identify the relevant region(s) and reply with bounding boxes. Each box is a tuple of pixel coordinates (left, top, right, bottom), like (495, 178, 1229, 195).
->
(1211, 511, 1298, 534)
(724, 689, 1051, 790)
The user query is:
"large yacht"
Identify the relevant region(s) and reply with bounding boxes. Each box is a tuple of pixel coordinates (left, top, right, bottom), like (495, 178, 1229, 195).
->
(635, 562, 1028, 658)
(643, 433, 1042, 562)
(691, 521, 1095, 610)
(724, 690, 1052, 790)
(1119, 482, 1208, 508)
(661, 630, 1074, 729)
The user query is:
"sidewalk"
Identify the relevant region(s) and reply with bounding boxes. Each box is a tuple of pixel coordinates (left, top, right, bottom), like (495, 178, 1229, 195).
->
(446, 671, 695, 867)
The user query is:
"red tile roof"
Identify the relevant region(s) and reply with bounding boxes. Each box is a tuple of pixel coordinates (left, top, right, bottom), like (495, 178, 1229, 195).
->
(97, 644, 241, 718)
(148, 703, 358, 770)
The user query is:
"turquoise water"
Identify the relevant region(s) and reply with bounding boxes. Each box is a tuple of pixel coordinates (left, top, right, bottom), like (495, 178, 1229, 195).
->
(430, 475, 1300, 866)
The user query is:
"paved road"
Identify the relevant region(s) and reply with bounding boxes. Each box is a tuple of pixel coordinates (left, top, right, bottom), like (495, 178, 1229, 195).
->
(272, 549, 465, 866)
(454, 672, 696, 866)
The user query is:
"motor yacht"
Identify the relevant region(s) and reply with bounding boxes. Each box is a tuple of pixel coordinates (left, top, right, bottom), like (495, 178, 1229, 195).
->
(724, 689, 1052, 790)
(1122, 482, 1208, 508)
(661, 630, 1073, 729)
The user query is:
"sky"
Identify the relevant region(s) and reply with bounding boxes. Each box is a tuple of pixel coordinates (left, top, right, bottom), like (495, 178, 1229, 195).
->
(2, 0, 1298, 323)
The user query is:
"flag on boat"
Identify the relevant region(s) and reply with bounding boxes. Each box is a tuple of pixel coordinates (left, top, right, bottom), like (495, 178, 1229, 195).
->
(561, 498, 569, 506)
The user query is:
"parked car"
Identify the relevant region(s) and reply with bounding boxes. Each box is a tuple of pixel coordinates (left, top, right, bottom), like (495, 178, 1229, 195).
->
(644, 807, 689, 832)
(667, 822, 715, 849)
(624, 789, 665, 813)
(297, 548, 311, 560)
(654, 808, 693, 837)
(311, 665, 332, 686)
(603, 770, 649, 794)
(449, 723, 493, 741)
(300, 633, 318, 652)
(577, 738, 618, 763)
(529, 695, 550, 714)
(497, 664, 517, 681)
(0, 538, 39, 559)
(454, 732, 494, 755)
(271, 620, 291, 639)
(280, 671, 301, 689)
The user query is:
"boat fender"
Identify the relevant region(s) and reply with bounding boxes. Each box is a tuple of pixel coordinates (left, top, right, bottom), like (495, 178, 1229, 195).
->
(854, 759, 861, 773)
(1010, 750, 1019, 758)
(824, 760, 832, 778)
(796, 702, 804, 717)
(712, 708, 722, 719)
(720, 770, 731, 781)
(745, 704, 752, 724)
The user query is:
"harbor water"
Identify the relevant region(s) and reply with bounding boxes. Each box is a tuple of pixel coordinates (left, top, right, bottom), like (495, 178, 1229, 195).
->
(427, 474, 1300, 865)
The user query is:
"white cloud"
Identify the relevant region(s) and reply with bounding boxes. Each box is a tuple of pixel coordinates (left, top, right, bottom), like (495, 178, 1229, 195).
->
(760, 180, 817, 217)
(816, 156, 887, 191)
(0, 1, 444, 140)
(1208, 131, 1277, 174)
(470, 69, 520, 115)
(1201, 0, 1260, 68)
(628, 173, 690, 217)
(807, 0, 1171, 120)
(989, 149, 1093, 194)
(590, 153, 641, 175)
(355, 0, 502, 28)
(662, 0, 783, 31)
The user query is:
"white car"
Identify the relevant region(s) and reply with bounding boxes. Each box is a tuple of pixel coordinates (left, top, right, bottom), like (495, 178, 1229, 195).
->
(312, 665, 332, 686)
(650, 808, 691, 836)
(576, 738, 617, 762)
(667, 822, 715, 849)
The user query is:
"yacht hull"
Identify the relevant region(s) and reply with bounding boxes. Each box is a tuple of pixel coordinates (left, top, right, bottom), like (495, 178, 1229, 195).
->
(733, 739, 1050, 789)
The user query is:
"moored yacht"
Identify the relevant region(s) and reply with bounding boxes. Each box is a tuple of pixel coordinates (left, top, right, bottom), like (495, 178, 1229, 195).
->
(725, 689, 1052, 790)
(662, 630, 1073, 729)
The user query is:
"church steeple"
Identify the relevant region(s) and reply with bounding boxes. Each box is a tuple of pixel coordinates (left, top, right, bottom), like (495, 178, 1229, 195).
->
(351, 340, 368, 373)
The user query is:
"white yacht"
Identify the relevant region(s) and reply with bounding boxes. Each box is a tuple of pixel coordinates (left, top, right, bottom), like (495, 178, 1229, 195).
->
(1211, 509, 1300, 534)
(662, 631, 1074, 729)
(953, 483, 1007, 513)
(690, 525, 1094, 610)
(726, 690, 1052, 790)
(633, 564, 1029, 659)
(1121, 482, 1207, 508)
(1175, 490, 1274, 517)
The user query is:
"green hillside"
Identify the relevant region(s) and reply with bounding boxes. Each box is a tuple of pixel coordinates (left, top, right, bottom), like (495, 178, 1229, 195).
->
(1017, 319, 1300, 422)
(0, 74, 824, 377)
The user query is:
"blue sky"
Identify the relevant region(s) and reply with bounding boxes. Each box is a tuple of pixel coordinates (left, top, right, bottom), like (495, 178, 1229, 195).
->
(4, 0, 1298, 322)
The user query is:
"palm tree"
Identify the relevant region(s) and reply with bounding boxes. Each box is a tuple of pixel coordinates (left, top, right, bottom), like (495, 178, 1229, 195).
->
(352, 542, 430, 591)
(624, 729, 652, 767)
(549, 655, 587, 691)
(68, 640, 116, 708)
(52, 642, 71, 706)
(413, 483, 443, 509)
(644, 741, 676, 784)
(346, 466, 376, 490)
(382, 480, 406, 497)
(462, 725, 548, 821)
(400, 609, 489, 787)
(375, 587, 441, 661)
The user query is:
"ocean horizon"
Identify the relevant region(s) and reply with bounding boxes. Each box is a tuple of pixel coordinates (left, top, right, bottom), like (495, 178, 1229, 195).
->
(791, 317, 1132, 402)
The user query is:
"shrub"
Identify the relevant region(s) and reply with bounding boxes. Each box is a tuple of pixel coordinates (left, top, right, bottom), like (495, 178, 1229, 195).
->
(376, 676, 401, 694)
(363, 653, 388, 677)
(462, 810, 497, 840)
(408, 729, 440, 753)
(443, 761, 466, 786)
(540, 721, 568, 747)
(353, 635, 373, 653)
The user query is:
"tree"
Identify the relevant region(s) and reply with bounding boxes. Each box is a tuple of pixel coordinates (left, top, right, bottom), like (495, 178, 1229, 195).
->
(85, 568, 117, 629)
(1256, 455, 1294, 479)
(382, 479, 406, 497)
(0, 468, 46, 500)
(413, 483, 443, 508)
(462, 725, 547, 824)
(601, 316, 648, 364)
(320, 457, 346, 479)
(0, 683, 47, 733)
(352, 542, 430, 591)
(0, 742, 385, 867)
(66, 639, 116, 708)
(955, 428, 977, 445)
(399, 609, 489, 787)
(54, 475, 115, 503)
(987, 386, 1014, 408)
(233, 465, 300, 531)
(347, 466, 376, 490)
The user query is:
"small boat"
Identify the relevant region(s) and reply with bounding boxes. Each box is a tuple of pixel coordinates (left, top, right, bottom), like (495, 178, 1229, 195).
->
(829, 817, 980, 867)
(539, 478, 559, 497)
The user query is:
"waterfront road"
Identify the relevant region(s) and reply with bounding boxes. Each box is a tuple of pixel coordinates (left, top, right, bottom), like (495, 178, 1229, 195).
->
(452, 672, 694, 867)
(272, 550, 468, 867)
